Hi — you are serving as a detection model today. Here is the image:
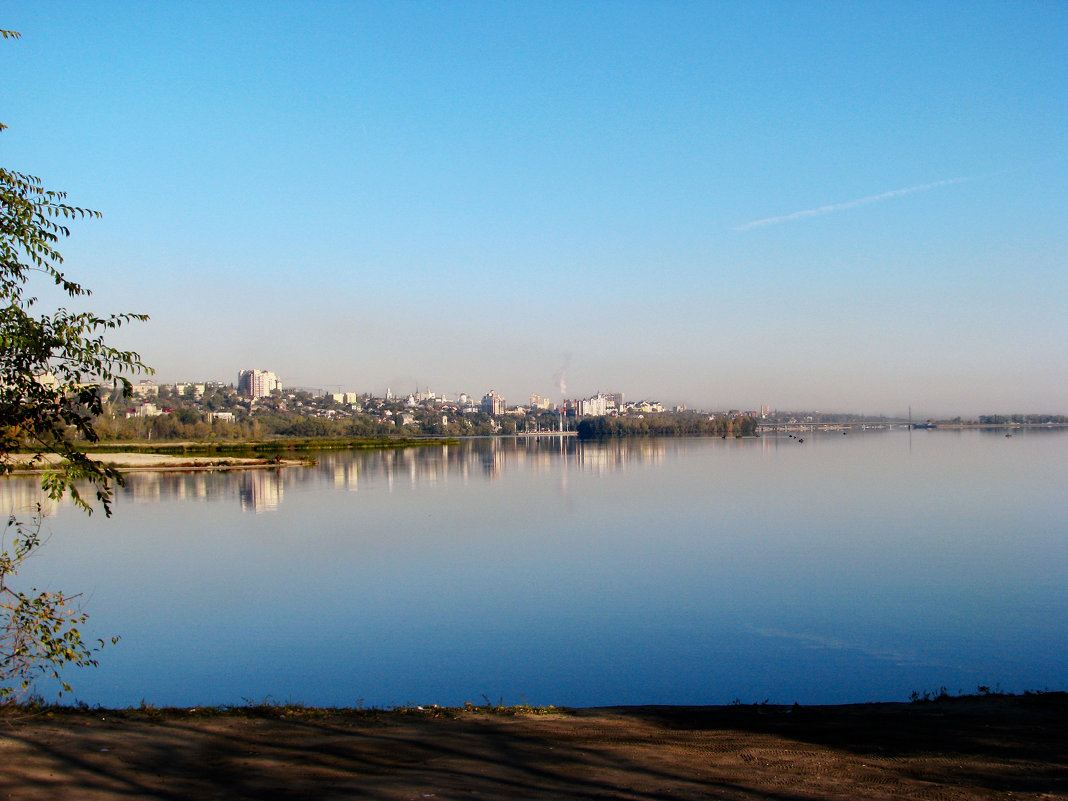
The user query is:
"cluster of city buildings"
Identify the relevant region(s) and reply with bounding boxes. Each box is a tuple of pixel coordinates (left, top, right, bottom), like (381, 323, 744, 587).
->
(120, 369, 764, 423)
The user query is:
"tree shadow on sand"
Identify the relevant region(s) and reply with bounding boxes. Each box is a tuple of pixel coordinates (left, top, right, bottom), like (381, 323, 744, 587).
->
(0, 694, 1065, 800)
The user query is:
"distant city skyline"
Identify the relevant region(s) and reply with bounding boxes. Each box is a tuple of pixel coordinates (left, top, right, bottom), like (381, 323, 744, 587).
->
(4, 3, 1065, 420)
(129, 368, 1063, 421)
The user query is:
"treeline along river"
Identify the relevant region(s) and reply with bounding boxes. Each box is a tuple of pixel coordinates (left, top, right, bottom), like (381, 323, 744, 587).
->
(5, 429, 1065, 708)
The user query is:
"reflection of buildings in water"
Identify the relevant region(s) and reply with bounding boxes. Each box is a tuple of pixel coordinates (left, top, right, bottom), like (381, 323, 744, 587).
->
(332, 460, 357, 491)
(480, 448, 502, 479)
(163, 473, 205, 501)
(239, 470, 283, 513)
(378, 451, 394, 493)
(443, 445, 471, 485)
(517, 437, 559, 475)
(573, 438, 666, 474)
(435, 444, 449, 485)
(578, 444, 613, 474)
(372, 445, 449, 489)
(401, 447, 417, 487)
(305, 436, 603, 491)
(632, 440, 666, 465)
(6, 467, 290, 515)
(122, 472, 220, 504)
(532, 450, 554, 473)
(417, 448, 447, 486)
(128, 473, 162, 503)
(0, 480, 60, 517)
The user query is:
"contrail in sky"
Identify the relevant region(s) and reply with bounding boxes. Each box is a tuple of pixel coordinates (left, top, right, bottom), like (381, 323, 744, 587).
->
(734, 176, 971, 231)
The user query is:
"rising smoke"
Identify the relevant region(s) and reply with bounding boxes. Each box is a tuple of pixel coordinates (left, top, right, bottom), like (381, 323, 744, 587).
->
(552, 354, 572, 400)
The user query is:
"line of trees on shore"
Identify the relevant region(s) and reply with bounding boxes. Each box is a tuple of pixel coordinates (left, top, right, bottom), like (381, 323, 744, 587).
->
(976, 414, 1068, 425)
(89, 391, 763, 442)
(90, 400, 522, 440)
(577, 414, 758, 439)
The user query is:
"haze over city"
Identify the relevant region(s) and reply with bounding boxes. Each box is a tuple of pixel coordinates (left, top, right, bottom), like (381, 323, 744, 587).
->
(3, 3, 1065, 418)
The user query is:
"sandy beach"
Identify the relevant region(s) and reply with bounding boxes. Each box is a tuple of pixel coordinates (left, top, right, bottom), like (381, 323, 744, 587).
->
(0, 694, 1064, 800)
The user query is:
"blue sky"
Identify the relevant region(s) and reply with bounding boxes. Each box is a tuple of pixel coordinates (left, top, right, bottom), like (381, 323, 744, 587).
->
(4, 2, 1065, 416)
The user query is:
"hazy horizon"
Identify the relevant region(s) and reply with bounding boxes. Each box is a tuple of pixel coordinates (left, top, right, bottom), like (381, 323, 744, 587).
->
(4, 3, 1065, 420)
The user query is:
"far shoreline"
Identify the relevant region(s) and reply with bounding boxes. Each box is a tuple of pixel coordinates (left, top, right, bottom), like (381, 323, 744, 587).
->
(2, 451, 307, 473)
(5, 424, 1065, 476)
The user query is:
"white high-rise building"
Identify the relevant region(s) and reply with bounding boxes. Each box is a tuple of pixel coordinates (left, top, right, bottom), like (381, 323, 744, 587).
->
(579, 393, 610, 417)
(481, 390, 505, 416)
(238, 369, 282, 399)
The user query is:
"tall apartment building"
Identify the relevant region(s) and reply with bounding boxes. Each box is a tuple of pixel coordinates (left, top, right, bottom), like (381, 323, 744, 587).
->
(579, 393, 609, 417)
(238, 369, 282, 400)
(481, 390, 505, 416)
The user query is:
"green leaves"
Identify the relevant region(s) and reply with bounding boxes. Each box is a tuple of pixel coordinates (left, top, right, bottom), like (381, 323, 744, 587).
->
(0, 511, 118, 700)
(1, 63, 150, 699)
(0, 166, 151, 515)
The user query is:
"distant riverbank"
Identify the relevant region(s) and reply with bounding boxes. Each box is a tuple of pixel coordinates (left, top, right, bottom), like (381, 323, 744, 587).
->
(4, 436, 458, 475)
(78, 436, 457, 455)
(757, 421, 1068, 432)
(3, 451, 308, 473)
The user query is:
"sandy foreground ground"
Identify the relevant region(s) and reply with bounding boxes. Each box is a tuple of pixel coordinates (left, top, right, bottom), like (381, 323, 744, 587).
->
(0, 694, 1064, 800)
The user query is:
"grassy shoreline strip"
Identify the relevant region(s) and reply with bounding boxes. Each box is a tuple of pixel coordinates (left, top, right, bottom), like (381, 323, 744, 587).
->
(3, 689, 1062, 721)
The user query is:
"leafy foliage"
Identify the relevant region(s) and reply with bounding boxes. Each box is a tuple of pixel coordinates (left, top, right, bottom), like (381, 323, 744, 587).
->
(1, 510, 118, 698)
(0, 166, 150, 512)
(1, 30, 148, 699)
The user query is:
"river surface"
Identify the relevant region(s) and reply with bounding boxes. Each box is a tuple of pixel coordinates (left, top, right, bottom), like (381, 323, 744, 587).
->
(4, 429, 1065, 708)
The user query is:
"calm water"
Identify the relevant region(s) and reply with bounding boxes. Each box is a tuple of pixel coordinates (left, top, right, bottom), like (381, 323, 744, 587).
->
(5, 429, 1065, 708)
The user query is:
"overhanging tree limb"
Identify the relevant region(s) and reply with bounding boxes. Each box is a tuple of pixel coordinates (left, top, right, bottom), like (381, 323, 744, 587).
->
(1, 28, 150, 698)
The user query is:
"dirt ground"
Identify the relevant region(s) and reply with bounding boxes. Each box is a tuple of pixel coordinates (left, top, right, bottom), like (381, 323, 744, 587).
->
(0, 694, 1064, 800)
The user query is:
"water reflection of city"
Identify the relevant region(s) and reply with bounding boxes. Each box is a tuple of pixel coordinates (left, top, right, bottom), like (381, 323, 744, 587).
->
(0, 470, 287, 516)
(0, 479, 62, 516)
(0, 438, 672, 515)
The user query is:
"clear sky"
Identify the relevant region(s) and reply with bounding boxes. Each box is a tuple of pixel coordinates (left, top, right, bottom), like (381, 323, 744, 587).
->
(4, 2, 1065, 417)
